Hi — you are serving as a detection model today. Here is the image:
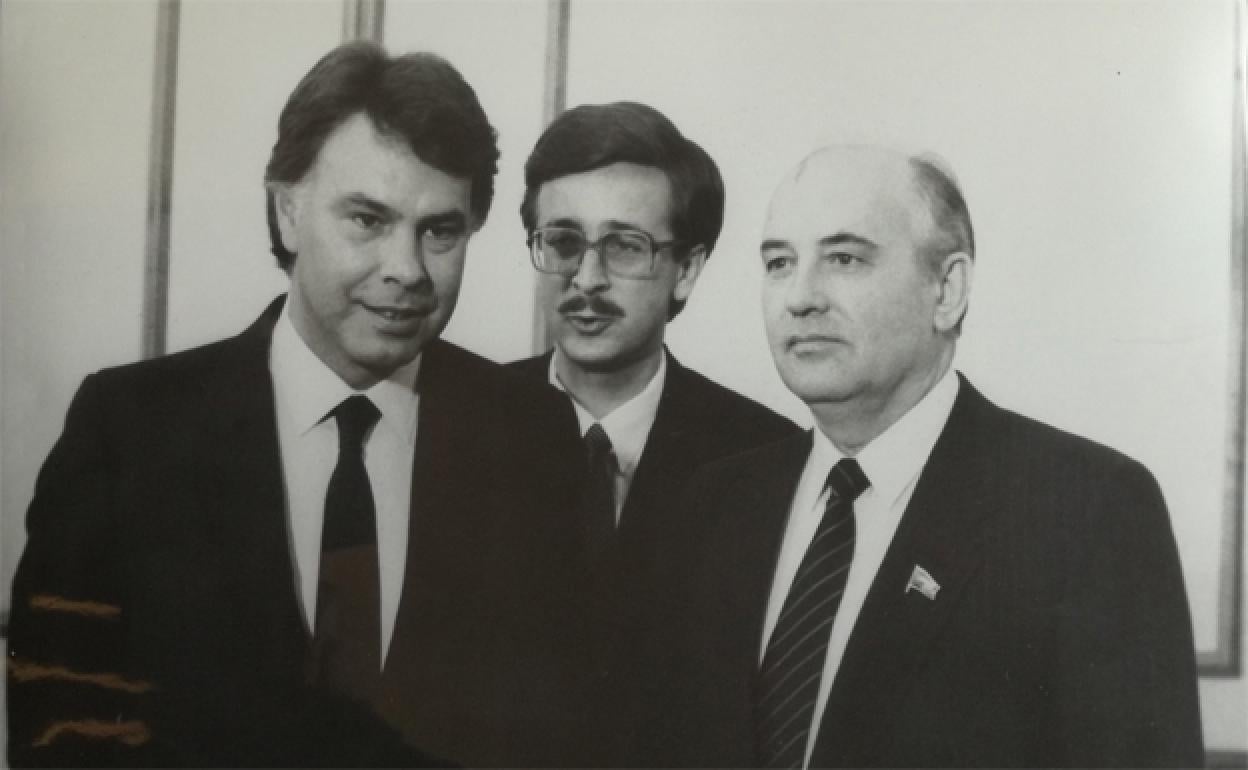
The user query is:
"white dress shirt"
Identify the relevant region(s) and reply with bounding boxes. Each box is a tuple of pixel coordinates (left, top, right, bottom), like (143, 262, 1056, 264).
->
(270, 307, 421, 664)
(761, 366, 959, 768)
(548, 351, 666, 523)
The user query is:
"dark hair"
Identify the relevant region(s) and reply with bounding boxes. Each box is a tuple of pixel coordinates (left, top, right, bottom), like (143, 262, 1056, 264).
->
(520, 102, 724, 318)
(264, 41, 499, 270)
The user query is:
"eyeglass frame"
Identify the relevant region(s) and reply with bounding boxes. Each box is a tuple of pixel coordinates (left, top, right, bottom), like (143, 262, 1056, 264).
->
(526, 225, 687, 279)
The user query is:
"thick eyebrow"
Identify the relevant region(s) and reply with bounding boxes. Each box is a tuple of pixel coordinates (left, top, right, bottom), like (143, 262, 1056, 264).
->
(818, 233, 877, 250)
(601, 219, 650, 233)
(337, 194, 395, 217)
(338, 194, 468, 230)
(540, 218, 653, 234)
(416, 210, 468, 232)
(542, 217, 585, 231)
(760, 238, 794, 252)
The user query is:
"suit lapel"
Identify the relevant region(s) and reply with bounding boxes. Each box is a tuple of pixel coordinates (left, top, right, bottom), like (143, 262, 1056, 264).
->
(197, 298, 309, 671)
(618, 353, 696, 537)
(387, 339, 485, 656)
(717, 432, 815, 670)
(811, 378, 1003, 766)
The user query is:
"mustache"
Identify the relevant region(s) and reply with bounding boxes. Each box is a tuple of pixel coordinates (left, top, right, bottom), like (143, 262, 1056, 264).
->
(557, 295, 625, 318)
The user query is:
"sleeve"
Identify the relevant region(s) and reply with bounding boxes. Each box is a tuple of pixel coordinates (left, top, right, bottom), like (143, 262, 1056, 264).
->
(5, 373, 165, 767)
(1054, 457, 1204, 768)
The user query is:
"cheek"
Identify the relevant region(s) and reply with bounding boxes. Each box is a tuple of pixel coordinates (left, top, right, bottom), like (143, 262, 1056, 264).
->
(428, 251, 467, 297)
(538, 275, 566, 311)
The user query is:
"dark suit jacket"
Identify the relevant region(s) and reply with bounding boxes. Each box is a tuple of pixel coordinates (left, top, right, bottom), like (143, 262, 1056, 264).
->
(643, 374, 1203, 768)
(509, 349, 800, 764)
(7, 298, 587, 768)
(509, 349, 799, 546)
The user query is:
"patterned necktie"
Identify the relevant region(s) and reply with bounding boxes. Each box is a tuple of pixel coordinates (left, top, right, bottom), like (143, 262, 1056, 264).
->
(583, 423, 617, 553)
(755, 457, 870, 768)
(307, 395, 382, 692)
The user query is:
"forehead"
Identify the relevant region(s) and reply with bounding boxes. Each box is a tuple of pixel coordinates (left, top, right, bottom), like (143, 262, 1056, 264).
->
(535, 162, 672, 230)
(303, 112, 472, 206)
(764, 151, 929, 249)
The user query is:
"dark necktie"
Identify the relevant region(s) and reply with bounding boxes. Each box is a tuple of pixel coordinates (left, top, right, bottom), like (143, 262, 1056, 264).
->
(583, 423, 617, 553)
(755, 457, 870, 769)
(307, 395, 382, 693)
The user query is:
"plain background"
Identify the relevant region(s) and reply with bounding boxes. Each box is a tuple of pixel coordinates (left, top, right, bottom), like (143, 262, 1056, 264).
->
(1, 0, 1244, 759)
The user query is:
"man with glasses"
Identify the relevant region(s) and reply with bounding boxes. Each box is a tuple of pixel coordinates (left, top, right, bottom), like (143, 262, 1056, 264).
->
(510, 101, 799, 764)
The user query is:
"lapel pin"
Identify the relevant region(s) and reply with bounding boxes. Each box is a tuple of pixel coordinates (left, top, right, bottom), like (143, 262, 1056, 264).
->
(906, 565, 941, 600)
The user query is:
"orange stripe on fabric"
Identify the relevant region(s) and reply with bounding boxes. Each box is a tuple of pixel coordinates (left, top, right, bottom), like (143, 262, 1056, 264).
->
(7, 658, 154, 694)
(29, 594, 121, 619)
(34, 718, 151, 747)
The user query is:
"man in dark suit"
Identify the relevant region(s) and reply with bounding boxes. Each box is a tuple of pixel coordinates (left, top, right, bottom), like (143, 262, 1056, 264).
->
(508, 102, 799, 763)
(7, 42, 584, 768)
(643, 146, 1203, 767)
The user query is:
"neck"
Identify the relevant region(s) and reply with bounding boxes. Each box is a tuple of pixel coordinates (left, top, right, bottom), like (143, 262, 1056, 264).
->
(811, 347, 954, 455)
(554, 347, 663, 420)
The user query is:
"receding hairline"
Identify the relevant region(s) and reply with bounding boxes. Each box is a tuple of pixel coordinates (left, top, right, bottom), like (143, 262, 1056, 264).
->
(776, 145, 973, 263)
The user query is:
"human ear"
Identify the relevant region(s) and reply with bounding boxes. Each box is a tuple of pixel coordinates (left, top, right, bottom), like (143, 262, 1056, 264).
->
(271, 183, 301, 254)
(671, 245, 708, 304)
(933, 251, 973, 333)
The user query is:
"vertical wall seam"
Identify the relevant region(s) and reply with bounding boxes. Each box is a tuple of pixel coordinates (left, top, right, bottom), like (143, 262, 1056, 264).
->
(343, 0, 385, 43)
(1202, 0, 1247, 677)
(530, 0, 571, 355)
(140, 0, 179, 360)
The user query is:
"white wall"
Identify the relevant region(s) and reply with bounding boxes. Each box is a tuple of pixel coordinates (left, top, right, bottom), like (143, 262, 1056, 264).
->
(1, 0, 1243, 758)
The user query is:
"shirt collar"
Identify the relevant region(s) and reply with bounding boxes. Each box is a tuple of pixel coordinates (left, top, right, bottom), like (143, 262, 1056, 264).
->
(548, 350, 667, 476)
(810, 366, 960, 507)
(270, 305, 421, 445)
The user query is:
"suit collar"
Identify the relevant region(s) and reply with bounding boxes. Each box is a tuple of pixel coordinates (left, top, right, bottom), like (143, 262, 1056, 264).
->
(812, 374, 1004, 765)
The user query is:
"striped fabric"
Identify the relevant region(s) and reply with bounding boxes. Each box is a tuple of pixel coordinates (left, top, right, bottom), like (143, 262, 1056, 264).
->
(755, 457, 870, 768)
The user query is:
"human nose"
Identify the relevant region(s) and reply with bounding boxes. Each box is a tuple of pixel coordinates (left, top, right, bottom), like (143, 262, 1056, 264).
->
(380, 227, 432, 289)
(570, 243, 610, 293)
(784, 257, 828, 316)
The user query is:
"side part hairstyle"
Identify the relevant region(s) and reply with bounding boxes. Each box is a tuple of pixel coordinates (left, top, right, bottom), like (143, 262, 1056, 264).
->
(520, 102, 724, 318)
(264, 41, 499, 270)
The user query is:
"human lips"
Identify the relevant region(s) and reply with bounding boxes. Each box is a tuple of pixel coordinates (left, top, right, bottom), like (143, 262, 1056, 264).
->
(786, 333, 846, 354)
(564, 312, 616, 335)
(361, 301, 432, 331)
(558, 295, 623, 336)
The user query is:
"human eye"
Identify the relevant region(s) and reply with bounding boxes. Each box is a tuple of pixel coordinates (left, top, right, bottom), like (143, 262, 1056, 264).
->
(543, 229, 585, 259)
(825, 251, 864, 269)
(422, 221, 467, 253)
(762, 251, 795, 275)
(607, 232, 649, 257)
(349, 210, 384, 231)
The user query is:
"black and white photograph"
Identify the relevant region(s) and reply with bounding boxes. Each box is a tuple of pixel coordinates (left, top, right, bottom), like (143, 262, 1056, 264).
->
(1, 0, 1243, 766)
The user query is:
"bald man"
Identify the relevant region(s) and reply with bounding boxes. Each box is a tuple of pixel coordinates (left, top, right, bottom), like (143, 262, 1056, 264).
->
(639, 146, 1202, 768)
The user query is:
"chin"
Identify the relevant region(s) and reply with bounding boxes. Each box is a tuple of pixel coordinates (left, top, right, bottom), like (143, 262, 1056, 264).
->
(558, 337, 624, 368)
(779, 368, 850, 405)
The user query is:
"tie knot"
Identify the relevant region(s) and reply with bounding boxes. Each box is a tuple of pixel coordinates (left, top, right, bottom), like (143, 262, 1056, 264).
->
(826, 457, 870, 504)
(585, 423, 612, 456)
(334, 395, 380, 450)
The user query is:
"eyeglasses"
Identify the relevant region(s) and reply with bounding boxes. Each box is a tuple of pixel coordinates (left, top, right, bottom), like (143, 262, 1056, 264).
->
(527, 226, 683, 279)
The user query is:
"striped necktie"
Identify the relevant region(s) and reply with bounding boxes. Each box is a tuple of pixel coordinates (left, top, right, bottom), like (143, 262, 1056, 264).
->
(755, 457, 870, 768)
